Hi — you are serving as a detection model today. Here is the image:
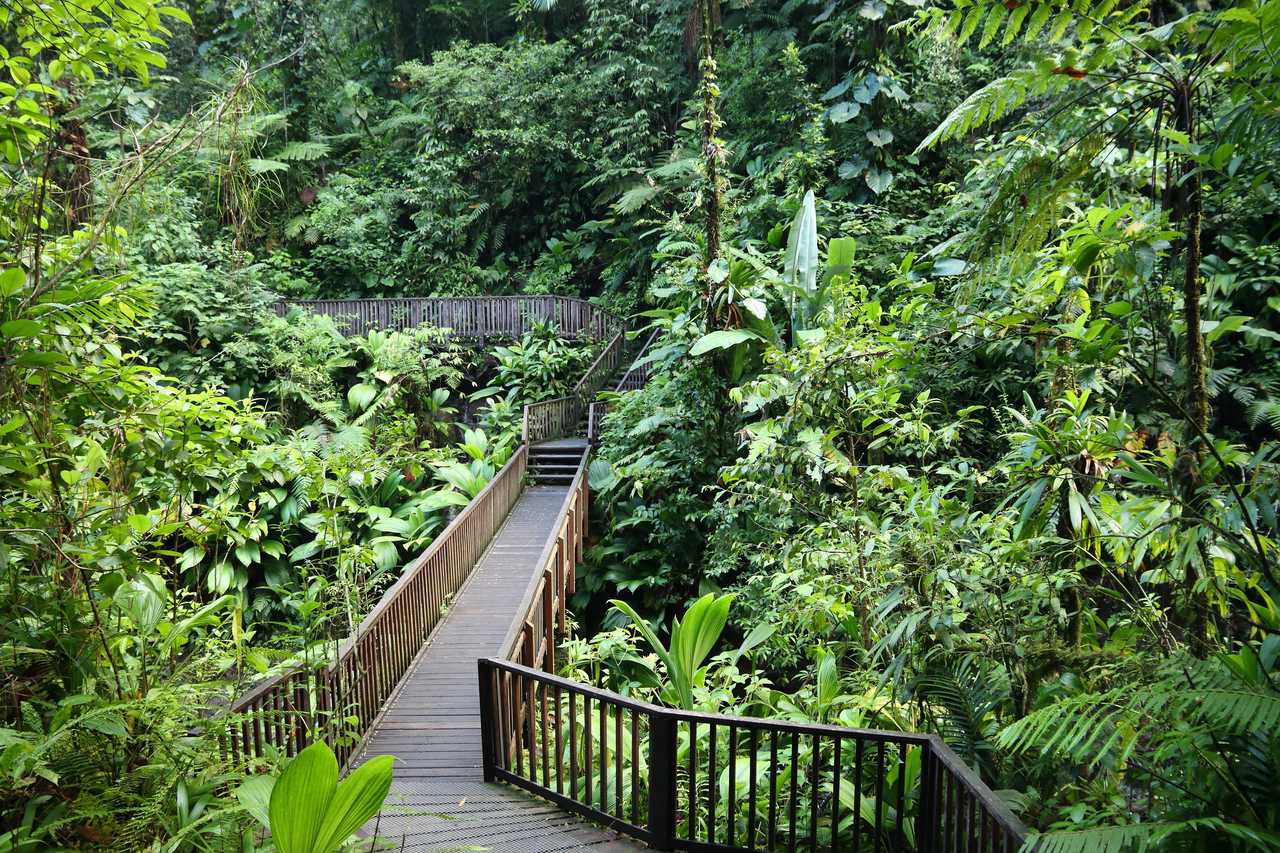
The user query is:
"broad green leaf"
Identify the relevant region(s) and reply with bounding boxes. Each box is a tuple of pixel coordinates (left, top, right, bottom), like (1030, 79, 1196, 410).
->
(311, 755, 394, 852)
(865, 168, 894, 195)
(236, 775, 274, 828)
(785, 189, 819, 333)
(1, 319, 41, 338)
(347, 382, 378, 412)
(689, 329, 761, 357)
(828, 101, 860, 123)
(866, 128, 893, 147)
(0, 267, 24, 297)
(270, 741, 339, 853)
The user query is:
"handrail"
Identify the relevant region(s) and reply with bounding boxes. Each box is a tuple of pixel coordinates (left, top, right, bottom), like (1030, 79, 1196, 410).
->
(478, 657, 1029, 853)
(522, 328, 625, 444)
(224, 445, 529, 767)
(614, 327, 660, 392)
(587, 327, 661, 443)
(276, 295, 624, 342)
(499, 451, 589, 670)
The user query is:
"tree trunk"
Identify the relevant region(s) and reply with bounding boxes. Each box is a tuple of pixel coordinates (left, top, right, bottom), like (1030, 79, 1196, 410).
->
(1172, 81, 1212, 656)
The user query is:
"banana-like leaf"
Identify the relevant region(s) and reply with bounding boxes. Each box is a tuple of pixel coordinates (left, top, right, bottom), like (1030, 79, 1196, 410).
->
(784, 189, 819, 335)
(268, 741, 394, 853)
(609, 599, 682, 706)
(673, 593, 733, 685)
(235, 775, 274, 829)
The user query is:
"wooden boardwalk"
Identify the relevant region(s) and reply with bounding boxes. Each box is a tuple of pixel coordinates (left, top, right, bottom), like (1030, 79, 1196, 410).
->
(353, 483, 647, 852)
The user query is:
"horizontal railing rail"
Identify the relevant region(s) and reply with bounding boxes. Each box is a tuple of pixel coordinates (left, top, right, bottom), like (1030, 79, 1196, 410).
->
(275, 296, 623, 342)
(225, 445, 528, 768)
(478, 658, 1028, 853)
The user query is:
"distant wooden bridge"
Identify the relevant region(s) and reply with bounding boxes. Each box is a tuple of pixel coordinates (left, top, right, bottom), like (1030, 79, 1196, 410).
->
(228, 297, 1028, 853)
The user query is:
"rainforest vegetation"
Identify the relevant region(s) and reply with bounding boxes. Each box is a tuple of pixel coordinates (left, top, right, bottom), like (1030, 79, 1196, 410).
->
(2, 0, 1279, 850)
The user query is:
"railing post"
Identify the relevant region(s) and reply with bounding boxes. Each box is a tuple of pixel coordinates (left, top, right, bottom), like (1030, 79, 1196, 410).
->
(917, 740, 936, 853)
(478, 660, 497, 783)
(648, 710, 678, 851)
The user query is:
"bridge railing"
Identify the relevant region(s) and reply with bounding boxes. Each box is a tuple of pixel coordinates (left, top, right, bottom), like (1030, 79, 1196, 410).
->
(523, 327, 625, 444)
(614, 327, 660, 392)
(275, 296, 623, 342)
(224, 445, 529, 768)
(587, 327, 661, 444)
(477, 657, 1028, 853)
(499, 451, 588, 675)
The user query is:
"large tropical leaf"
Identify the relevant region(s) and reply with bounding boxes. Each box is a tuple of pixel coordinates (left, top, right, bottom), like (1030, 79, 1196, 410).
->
(784, 189, 819, 334)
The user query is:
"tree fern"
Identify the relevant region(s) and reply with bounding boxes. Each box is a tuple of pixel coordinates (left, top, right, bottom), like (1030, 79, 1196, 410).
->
(920, 0, 1143, 52)
(1247, 399, 1280, 431)
(998, 653, 1280, 766)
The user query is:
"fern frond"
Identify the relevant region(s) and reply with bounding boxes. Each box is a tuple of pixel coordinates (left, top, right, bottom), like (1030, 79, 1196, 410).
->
(916, 65, 1067, 151)
(922, 0, 1145, 51)
(1246, 400, 1280, 431)
(613, 181, 659, 215)
(273, 140, 331, 161)
(1030, 818, 1280, 853)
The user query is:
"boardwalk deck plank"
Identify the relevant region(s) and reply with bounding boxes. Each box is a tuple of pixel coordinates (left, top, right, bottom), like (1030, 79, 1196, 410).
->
(352, 483, 646, 852)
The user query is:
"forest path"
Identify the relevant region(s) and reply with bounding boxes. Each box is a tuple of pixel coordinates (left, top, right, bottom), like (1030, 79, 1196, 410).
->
(351, 480, 645, 852)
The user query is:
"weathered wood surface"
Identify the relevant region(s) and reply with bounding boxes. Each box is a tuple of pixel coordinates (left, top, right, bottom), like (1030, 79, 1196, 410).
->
(351, 480, 644, 852)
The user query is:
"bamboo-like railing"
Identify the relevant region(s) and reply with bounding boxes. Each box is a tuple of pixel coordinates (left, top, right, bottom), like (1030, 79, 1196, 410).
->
(224, 446, 528, 767)
(478, 658, 1029, 853)
(275, 296, 622, 342)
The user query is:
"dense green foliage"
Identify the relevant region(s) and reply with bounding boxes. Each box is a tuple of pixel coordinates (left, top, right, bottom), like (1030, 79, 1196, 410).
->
(2, 0, 1278, 849)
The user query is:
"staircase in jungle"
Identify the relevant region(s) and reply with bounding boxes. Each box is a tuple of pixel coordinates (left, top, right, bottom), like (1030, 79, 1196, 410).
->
(230, 297, 1027, 853)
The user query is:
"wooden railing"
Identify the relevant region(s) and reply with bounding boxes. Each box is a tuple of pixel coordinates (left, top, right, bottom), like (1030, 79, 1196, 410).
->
(477, 658, 1028, 853)
(224, 446, 529, 768)
(586, 327, 661, 443)
(499, 451, 589, 675)
(522, 328, 626, 444)
(614, 327, 660, 392)
(275, 296, 623, 342)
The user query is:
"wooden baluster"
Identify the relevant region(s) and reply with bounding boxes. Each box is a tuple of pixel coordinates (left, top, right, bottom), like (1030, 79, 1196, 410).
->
(874, 742, 885, 853)
(832, 736, 841, 853)
(688, 719, 697, 840)
(749, 728, 759, 851)
(769, 730, 779, 852)
(554, 683, 564, 795)
(584, 692, 593, 809)
(708, 724, 717, 845)
(853, 740, 865, 853)
(570, 689, 579, 802)
(615, 702, 623, 818)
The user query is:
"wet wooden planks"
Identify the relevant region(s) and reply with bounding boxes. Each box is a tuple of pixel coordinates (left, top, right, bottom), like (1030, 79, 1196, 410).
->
(352, 484, 646, 852)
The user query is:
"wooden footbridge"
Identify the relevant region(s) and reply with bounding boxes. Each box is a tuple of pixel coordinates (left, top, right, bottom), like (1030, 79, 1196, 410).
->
(230, 297, 1028, 853)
